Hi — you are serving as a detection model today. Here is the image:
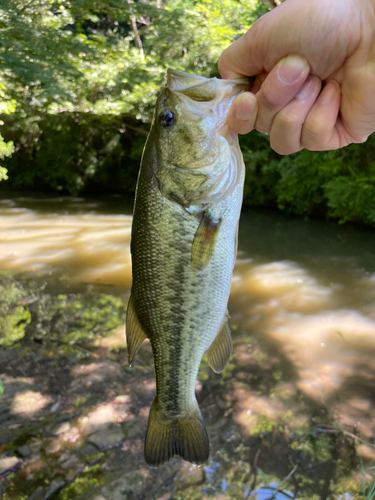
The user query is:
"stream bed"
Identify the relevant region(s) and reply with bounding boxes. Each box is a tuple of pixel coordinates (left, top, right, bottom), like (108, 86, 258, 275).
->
(0, 193, 374, 500)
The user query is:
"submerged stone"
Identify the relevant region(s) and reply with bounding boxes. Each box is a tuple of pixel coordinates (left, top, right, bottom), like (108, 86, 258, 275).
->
(88, 426, 124, 451)
(44, 478, 65, 499)
(16, 444, 32, 458)
(0, 455, 22, 475)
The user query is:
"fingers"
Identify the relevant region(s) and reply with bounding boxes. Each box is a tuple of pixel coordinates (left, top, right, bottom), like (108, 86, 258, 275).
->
(227, 92, 258, 135)
(270, 75, 322, 155)
(218, 15, 270, 79)
(255, 54, 310, 133)
(301, 80, 344, 150)
(227, 55, 310, 135)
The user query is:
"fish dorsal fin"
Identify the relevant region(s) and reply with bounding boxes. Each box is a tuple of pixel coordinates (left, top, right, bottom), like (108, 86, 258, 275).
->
(126, 294, 148, 366)
(206, 313, 232, 373)
(191, 211, 221, 272)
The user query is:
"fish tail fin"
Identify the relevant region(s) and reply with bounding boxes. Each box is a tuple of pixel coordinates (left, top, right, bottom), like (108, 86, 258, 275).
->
(144, 398, 209, 467)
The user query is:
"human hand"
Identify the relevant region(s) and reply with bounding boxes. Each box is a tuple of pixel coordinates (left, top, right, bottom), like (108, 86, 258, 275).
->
(218, 0, 375, 155)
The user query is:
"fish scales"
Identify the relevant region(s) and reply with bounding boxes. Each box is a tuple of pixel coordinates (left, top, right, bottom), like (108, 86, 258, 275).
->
(126, 69, 249, 466)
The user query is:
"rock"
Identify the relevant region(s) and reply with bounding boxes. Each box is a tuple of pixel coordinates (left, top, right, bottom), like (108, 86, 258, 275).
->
(0, 349, 18, 366)
(80, 404, 116, 435)
(44, 438, 62, 455)
(77, 443, 98, 456)
(65, 467, 83, 482)
(16, 445, 32, 458)
(175, 463, 205, 489)
(121, 418, 144, 438)
(11, 390, 52, 417)
(52, 421, 70, 437)
(356, 443, 375, 460)
(0, 456, 22, 475)
(70, 362, 121, 394)
(29, 440, 42, 455)
(100, 473, 145, 500)
(27, 486, 45, 500)
(43, 479, 65, 499)
(60, 455, 81, 470)
(88, 426, 124, 451)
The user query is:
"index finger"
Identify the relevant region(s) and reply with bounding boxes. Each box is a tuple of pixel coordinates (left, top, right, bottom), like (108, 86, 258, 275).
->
(218, 14, 273, 79)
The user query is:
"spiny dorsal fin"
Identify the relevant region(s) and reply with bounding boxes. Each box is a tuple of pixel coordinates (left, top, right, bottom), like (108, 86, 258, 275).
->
(206, 313, 232, 373)
(191, 211, 221, 273)
(126, 294, 147, 366)
(144, 398, 209, 467)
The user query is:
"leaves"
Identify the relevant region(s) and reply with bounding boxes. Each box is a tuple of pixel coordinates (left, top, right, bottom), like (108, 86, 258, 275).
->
(0, 0, 374, 227)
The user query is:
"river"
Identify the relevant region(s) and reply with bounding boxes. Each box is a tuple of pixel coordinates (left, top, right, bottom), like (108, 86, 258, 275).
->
(0, 193, 374, 500)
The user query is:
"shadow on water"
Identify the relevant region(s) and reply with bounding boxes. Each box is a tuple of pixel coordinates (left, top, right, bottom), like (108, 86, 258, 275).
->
(0, 194, 374, 499)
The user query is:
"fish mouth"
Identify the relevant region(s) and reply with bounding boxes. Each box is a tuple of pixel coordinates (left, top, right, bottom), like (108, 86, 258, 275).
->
(167, 68, 249, 101)
(167, 68, 249, 87)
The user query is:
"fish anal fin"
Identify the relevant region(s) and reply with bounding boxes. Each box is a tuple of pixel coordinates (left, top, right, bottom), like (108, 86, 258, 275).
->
(125, 295, 148, 366)
(206, 314, 232, 373)
(144, 398, 209, 467)
(191, 211, 221, 272)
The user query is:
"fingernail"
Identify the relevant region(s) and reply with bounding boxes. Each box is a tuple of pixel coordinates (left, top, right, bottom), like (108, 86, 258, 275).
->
(277, 55, 309, 86)
(295, 76, 318, 101)
(319, 81, 339, 106)
(235, 93, 257, 121)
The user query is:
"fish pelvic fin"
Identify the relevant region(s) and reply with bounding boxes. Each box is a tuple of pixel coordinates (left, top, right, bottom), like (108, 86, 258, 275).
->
(206, 312, 232, 373)
(144, 398, 209, 467)
(126, 294, 147, 366)
(191, 211, 222, 273)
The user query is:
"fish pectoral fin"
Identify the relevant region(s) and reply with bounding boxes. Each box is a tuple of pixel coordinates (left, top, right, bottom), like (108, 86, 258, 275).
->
(206, 313, 232, 373)
(191, 211, 222, 272)
(125, 295, 148, 366)
(144, 398, 209, 467)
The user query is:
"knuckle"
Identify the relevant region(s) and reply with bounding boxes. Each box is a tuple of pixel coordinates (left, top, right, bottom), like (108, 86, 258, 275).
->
(270, 135, 299, 156)
(301, 117, 326, 150)
(258, 86, 281, 110)
(276, 112, 300, 131)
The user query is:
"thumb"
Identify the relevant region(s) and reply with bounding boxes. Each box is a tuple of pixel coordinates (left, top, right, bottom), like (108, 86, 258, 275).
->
(218, 16, 271, 79)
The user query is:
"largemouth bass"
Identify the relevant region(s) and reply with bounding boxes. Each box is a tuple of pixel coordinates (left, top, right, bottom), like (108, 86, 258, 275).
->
(126, 69, 249, 467)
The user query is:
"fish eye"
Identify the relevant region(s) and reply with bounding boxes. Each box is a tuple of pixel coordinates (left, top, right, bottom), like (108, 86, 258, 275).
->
(159, 110, 176, 128)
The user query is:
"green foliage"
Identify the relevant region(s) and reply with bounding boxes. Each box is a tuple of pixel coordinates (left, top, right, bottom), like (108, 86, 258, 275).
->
(51, 292, 126, 344)
(241, 131, 375, 225)
(362, 464, 375, 500)
(0, 0, 374, 226)
(58, 464, 104, 500)
(290, 430, 333, 463)
(0, 274, 31, 346)
(1, 0, 266, 193)
(0, 132, 14, 181)
(0, 273, 126, 349)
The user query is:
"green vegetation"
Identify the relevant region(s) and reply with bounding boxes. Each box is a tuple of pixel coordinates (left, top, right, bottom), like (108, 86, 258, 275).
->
(0, 0, 373, 224)
(0, 272, 126, 349)
(0, 274, 31, 347)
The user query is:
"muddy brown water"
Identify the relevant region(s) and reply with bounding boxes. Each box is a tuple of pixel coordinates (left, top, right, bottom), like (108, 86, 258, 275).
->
(0, 193, 374, 500)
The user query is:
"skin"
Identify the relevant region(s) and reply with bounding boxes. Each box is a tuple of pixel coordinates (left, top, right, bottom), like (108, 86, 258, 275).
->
(218, 0, 375, 155)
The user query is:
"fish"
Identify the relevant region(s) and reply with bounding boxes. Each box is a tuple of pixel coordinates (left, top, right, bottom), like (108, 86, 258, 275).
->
(126, 68, 249, 467)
